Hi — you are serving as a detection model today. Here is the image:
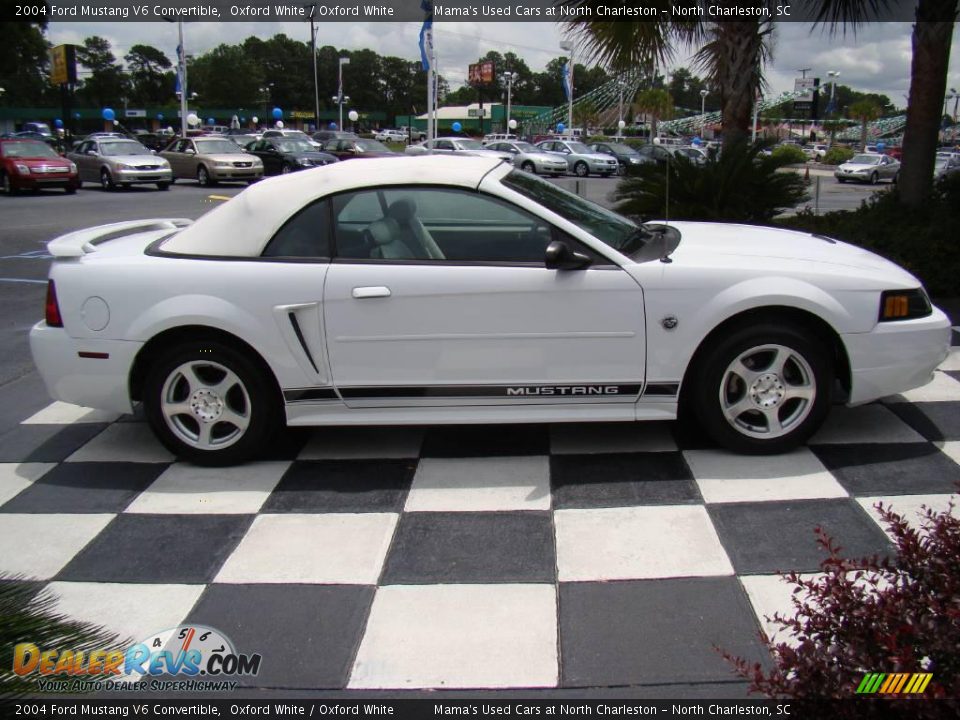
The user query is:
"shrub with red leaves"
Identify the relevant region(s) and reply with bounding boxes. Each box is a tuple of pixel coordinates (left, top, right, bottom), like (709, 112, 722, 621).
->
(721, 497, 959, 708)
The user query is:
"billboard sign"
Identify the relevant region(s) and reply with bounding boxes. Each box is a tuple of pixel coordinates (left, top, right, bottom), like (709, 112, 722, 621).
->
(793, 76, 820, 112)
(49, 45, 77, 86)
(468, 61, 496, 85)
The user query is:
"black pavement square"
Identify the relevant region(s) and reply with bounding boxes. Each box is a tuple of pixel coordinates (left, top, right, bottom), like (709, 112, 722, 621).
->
(258, 427, 310, 460)
(812, 443, 960, 496)
(707, 499, 894, 574)
(1, 462, 166, 514)
(887, 401, 960, 441)
(559, 578, 769, 687)
(184, 584, 375, 689)
(0, 423, 109, 463)
(420, 424, 549, 457)
(381, 511, 555, 584)
(261, 459, 414, 513)
(550, 452, 699, 509)
(57, 514, 253, 584)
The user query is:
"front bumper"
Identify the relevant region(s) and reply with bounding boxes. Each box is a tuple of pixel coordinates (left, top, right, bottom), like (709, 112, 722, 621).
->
(29, 322, 141, 414)
(210, 166, 263, 180)
(588, 161, 618, 173)
(13, 173, 79, 189)
(116, 168, 173, 184)
(538, 160, 568, 173)
(843, 307, 952, 405)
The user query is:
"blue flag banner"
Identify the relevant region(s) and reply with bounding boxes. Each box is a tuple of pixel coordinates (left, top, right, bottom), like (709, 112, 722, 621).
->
(562, 62, 572, 101)
(419, 1, 433, 71)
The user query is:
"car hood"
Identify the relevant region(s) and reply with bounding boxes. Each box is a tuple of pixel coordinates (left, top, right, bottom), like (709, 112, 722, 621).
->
(105, 155, 165, 166)
(573, 152, 616, 162)
(14, 157, 71, 166)
(662, 221, 918, 284)
(459, 148, 512, 160)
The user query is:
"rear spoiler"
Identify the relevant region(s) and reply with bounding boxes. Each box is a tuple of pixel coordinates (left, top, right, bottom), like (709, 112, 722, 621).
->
(47, 218, 193, 258)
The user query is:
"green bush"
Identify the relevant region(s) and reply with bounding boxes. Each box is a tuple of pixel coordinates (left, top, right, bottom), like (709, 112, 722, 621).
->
(771, 144, 808, 165)
(822, 147, 855, 165)
(613, 140, 809, 223)
(779, 173, 960, 297)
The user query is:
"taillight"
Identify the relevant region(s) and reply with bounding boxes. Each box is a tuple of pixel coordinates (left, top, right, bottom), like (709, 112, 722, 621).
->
(45, 280, 63, 327)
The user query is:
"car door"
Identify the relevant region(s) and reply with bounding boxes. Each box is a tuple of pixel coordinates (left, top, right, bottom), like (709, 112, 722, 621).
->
(322, 185, 646, 408)
(71, 142, 94, 181)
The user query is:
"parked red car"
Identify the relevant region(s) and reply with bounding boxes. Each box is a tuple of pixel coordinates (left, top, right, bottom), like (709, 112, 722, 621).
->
(0, 138, 79, 194)
(885, 147, 903, 160)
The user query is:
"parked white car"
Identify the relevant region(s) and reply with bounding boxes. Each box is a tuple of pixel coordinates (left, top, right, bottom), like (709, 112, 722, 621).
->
(30, 156, 949, 465)
(374, 129, 408, 143)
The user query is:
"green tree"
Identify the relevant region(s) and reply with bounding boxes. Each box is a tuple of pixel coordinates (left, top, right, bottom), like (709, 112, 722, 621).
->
(124, 44, 172, 106)
(76, 36, 129, 108)
(0, 20, 51, 107)
(848, 98, 883, 151)
(188, 44, 263, 110)
(634, 88, 674, 138)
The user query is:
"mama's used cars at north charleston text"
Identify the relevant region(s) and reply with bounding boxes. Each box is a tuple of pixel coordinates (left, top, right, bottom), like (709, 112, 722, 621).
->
(30, 156, 949, 465)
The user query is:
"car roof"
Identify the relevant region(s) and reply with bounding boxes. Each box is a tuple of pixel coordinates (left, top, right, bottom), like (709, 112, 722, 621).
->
(161, 155, 508, 257)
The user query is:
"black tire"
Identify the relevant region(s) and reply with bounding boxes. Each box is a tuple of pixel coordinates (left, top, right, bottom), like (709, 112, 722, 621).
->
(100, 168, 115, 191)
(869, 172, 879, 185)
(601, 173, 612, 178)
(836, 178, 846, 184)
(65, 185, 76, 194)
(156, 182, 170, 191)
(2, 172, 17, 195)
(197, 165, 216, 187)
(688, 322, 833, 454)
(892, 172, 899, 185)
(142, 340, 282, 466)
(521, 161, 536, 174)
(574, 161, 589, 178)
(281, 163, 294, 174)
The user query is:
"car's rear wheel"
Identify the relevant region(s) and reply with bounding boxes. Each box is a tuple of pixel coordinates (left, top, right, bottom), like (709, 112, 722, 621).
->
(143, 341, 280, 466)
(892, 172, 899, 185)
(281, 163, 294, 174)
(100, 169, 115, 191)
(521, 161, 536, 173)
(574, 161, 589, 177)
(837, 177, 846, 183)
(690, 323, 832, 454)
(65, 185, 76, 194)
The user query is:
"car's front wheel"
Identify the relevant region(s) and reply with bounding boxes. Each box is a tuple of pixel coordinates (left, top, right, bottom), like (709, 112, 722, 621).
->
(2, 172, 17, 195)
(143, 341, 281, 466)
(156, 182, 170, 191)
(521, 161, 536, 174)
(197, 166, 216, 187)
(690, 323, 832, 454)
(574, 161, 589, 177)
(100, 169, 115, 191)
(869, 172, 879, 185)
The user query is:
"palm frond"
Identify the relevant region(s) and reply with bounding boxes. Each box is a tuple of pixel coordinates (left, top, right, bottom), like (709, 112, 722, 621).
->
(808, 0, 893, 36)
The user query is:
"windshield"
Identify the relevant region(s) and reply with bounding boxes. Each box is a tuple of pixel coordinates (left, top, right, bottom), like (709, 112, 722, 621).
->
(100, 141, 151, 156)
(355, 139, 389, 152)
(276, 139, 314, 153)
(3, 141, 59, 158)
(607, 143, 638, 155)
(850, 154, 881, 165)
(566, 142, 592, 154)
(195, 139, 244, 154)
(455, 139, 484, 150)
(501, 170, 643, 252)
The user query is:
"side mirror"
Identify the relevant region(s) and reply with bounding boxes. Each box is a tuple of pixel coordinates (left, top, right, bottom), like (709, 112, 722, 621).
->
(86, 149, 97, 156)
(185, 148, 195, 155)
(545, 240, 591, 271)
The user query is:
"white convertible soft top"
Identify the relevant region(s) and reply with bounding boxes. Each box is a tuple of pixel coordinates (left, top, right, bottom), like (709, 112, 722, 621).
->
(160, 155, 507, 257)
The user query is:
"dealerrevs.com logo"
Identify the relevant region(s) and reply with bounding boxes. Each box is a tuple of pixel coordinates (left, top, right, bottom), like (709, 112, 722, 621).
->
(13, 625, 262, 693)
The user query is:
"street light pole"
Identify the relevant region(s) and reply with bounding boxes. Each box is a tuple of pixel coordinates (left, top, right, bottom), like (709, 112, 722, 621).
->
(502, 71, 517, 133)
(163, 18, 189, 137)
(338, 57, 350, 130)
(307, 4, 319, 131)
(560, 40, 573, 133)
(617, 81, 624, 137)
(699, 89, 708, 136)
(951, 87, 958, 143)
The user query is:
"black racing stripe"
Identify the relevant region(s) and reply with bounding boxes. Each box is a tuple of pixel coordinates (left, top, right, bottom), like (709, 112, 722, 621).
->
(338, 384, 643, 399)
(643, 383, 680, 397)
(283, 388, 340, 402)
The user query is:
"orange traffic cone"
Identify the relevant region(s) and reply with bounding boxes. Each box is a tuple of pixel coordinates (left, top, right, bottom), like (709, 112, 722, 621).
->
(804, 166, 811, 185)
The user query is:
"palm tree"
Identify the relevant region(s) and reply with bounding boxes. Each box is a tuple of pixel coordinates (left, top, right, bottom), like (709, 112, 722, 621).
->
(812, 0, 958, 206)
(849, 98, 883, 150)
(560, 3, 772, 146)
(633, 88, 674, 139)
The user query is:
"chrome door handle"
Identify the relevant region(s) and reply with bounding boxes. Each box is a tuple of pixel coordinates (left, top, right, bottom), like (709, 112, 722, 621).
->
(352, 286, 391, 299)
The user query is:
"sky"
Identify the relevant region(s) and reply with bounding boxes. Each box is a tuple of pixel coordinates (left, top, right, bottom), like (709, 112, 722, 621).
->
(46, 20, 960, 110)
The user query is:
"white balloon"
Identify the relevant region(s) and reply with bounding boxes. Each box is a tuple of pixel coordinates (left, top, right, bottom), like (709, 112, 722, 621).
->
(186, 113, 200, 126)
(508, 119, 517, 130)
(252, 116, 259, 124)
(275, 120, 284, 128)
(348, 110, 359, 122)
(618, 120, 626, 129)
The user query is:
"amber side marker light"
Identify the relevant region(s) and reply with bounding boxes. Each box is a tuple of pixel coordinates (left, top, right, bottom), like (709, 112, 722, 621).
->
(879, 289, 932, 322)
(45, 280, 63, 328)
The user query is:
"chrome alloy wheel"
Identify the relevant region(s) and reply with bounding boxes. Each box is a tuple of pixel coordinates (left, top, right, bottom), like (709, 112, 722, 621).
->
(160, 360, 251, 450)
(718, 344, 816, 440)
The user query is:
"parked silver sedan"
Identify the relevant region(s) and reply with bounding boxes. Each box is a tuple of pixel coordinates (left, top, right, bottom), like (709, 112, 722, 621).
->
(67, 138, 172, 191)
(934, 152, 960, 178)
(404, 137, 512, 161)
(835, 153, 900, 184)
(535, 139, 619, 177)
(486, 141, 569, 176)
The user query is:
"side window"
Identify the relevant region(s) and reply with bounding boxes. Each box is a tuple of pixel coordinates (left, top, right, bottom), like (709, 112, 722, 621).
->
(333, 187, 553, 264)
(262, 199, 331, 258)
(436, 140, 454, 150)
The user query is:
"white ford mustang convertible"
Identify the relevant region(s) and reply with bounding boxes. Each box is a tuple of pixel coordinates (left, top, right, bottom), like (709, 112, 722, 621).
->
(30, 156, 950, 465)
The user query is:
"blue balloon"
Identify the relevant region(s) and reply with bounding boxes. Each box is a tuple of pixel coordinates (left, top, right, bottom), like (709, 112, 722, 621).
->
(877, 141, 886, 150)
(54, 118, 63, 128)
(73, 112, 81, 119)
(692, 136, 702, 146)
(452, 121, 462, 132)
(102, 108, 115, 121)
(157, 113, 164, 121)
(207, 117, 214, 125)
(556, 122, 565, 133)
(329, 122, 337, 130)
(272, 107, 283, 120)
(240, 117, 245, 123)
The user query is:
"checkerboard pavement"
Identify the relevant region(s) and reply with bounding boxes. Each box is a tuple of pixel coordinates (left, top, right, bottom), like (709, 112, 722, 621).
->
(2, 339, 959, 693)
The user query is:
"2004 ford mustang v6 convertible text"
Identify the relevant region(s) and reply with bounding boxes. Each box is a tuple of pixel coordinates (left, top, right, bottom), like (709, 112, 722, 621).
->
(30, 156, 950, 465)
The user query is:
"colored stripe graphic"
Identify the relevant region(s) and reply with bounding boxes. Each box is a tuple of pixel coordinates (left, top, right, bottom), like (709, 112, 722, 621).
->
(857, 672, 932, 694)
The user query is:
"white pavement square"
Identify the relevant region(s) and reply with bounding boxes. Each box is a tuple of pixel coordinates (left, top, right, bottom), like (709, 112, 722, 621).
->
(740, 573, 820, 648)
(0, 463, 55, 506)
(855, 493, 957, 540)
(22, 402, 121, 425)
(125, 461, 291, 514)
(215, 513, 398, 585)
(554, 505, 734, 581)
(884, 371, 960, 403)
(404, 456, 551, 512)
(809, 404, 925, 445)
(0, 514, 114, 580)
(349, 584, 558, 689)
(66, 424, 176, 463)
(685, 448, 847, 504)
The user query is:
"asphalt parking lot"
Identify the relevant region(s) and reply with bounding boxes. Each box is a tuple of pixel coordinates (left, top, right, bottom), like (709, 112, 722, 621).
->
(1, 173, 956, 698)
